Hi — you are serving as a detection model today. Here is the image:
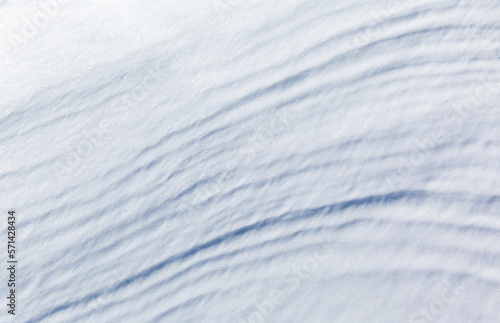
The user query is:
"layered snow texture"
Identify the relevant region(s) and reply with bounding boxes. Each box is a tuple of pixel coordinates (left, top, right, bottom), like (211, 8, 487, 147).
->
(1, 0, 500, 322)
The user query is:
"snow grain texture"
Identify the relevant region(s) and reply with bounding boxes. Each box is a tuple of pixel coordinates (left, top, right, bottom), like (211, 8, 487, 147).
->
(1, 0, 500, 322)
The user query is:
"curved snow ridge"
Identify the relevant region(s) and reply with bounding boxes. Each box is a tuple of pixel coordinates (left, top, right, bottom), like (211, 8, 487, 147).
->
(25, 190, 500, 322)
(1, 0, 500, 322)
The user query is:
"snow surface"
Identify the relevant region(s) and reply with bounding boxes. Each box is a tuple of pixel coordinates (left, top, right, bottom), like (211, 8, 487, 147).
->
(1, 0, 500, 322)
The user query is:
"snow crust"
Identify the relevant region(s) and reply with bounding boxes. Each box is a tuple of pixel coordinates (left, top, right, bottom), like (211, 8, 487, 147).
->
(1, 0, 500, 322)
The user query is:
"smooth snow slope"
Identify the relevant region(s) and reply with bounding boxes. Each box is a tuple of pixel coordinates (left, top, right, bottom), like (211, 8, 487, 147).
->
(1, 0, 500, 322)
